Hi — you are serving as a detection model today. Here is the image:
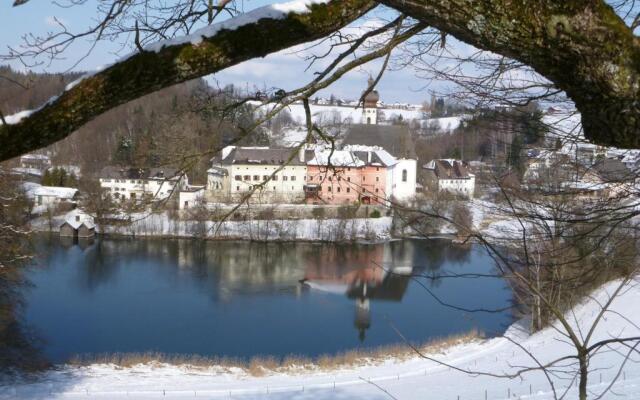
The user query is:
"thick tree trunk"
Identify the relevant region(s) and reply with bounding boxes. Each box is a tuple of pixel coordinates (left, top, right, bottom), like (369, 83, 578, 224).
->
(0, 0, 375, 162)
(380, 0, 640, 148)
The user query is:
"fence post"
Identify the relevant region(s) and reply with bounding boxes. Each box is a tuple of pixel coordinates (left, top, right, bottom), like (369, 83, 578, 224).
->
(485, 389, 487, 400)
(530, 384, 532, 395)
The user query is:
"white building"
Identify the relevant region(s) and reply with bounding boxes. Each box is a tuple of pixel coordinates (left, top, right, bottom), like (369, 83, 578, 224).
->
(208, 146, 309, 203)
(387, 158, 417, 201)
(423, 159, 476, 198)
(23, 183, 79, 213)
(99, 167, 187, 202)
(20, 153, 51, 171)
(179, 186, 206, 210)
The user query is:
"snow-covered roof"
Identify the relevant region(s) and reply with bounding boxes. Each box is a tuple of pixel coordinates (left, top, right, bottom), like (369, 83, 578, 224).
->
(20, 154, 51, 161)
(342, 145, 399, 166)
(25, 184, 78, 199)
(12, 167, 44, 177)
(308, 149, 365, 167)
(61, 209, 95, 230)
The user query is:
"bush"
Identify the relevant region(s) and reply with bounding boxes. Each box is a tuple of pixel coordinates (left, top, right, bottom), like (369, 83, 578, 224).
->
(369, 209, 381, 218)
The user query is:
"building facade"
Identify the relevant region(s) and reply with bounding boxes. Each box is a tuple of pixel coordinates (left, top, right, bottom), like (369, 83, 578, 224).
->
(423, 159, 476, 198)
(99, 167, 186, 201)
(208, 146, 309, 203)
(305, 147, 416, 205)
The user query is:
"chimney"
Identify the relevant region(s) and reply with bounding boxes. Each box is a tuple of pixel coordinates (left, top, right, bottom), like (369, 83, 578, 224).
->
(368, 151, 372, 164)
(299, 146, 305, 163)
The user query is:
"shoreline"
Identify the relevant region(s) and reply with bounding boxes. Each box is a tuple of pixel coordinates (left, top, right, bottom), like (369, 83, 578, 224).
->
(5, 330, 483, 379)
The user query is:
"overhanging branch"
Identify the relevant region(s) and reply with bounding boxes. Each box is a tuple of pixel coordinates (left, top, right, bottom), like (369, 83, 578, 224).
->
(0, 0, 375, 161)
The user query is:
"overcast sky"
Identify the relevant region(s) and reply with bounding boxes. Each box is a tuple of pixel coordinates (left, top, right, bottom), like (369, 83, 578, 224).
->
(0, 0, 461, 104)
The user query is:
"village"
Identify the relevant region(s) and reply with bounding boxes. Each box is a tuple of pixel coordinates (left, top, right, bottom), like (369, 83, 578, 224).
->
(6, 80, 640, 242)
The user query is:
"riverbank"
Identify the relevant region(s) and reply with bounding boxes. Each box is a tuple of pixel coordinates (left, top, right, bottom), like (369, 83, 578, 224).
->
(28, 197, 516, 243)
(65, 330, 481, 376)
(2, 278, 639, 399)
(31, 212, 395, 242)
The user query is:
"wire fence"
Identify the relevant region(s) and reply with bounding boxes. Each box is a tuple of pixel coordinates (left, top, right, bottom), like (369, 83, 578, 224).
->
(6, 365, 640, 399)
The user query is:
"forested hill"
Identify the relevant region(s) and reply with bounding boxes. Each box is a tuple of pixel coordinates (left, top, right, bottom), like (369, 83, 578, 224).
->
(0, 66, 83, 115)
(0, 66, 262, 183)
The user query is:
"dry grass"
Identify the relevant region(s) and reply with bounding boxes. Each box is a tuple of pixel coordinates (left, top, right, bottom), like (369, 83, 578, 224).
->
(67, 329, 482, 376)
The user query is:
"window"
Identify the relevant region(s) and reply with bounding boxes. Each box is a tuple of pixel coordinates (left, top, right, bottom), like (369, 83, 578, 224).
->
(347, 188, 350, 193)
(283, 176, 288, 181)
(347, 177, 351, 182)
(291, 176, 296, 181)
(402, 169, 408, 182)
(235, 175, 241, 181)
(363, 176, 366, 181)
(337, 187, 341, 193)
(75, 215, 80, 222)
(273, 186, 276, 191)
(253, 175, 259, 181)
(263, 175, 269, 181)
(236, 186, 240, 191)
(328, 187, 332, 192)
(184, 201, 189, 208)
(376, 167, 380, 171)
(244, 175, 250, 181)
(376, 177, 379, 182)
(308, 176, 313, 181)
(291, 186, 294, 190)
(375, 188, 379, 193)
(272, 175, 278, 181)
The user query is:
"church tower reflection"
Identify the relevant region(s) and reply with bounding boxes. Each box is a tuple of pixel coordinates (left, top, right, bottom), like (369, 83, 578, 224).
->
(302, 243, 415, 342)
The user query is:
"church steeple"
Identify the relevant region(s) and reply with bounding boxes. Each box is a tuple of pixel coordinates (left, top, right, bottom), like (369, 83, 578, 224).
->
(361, 77, 380, 125)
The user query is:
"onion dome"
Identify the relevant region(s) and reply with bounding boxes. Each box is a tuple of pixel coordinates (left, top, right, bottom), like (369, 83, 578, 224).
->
(362, 77, 380, 108)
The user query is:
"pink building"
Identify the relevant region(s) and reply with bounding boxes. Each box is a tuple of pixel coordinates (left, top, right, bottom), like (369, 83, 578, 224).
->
(304, 149, 389, 205)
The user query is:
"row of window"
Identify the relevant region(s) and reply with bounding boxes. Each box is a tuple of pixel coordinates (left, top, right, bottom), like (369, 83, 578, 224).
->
(234, 175, 298, 182)
(103, 179, 144, 184)
(236, 185, 297, 192)
(318, 186, 380, 194)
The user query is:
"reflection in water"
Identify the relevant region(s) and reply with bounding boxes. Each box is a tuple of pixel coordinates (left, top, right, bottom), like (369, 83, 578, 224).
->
(21, 236, 511, 364)
(302, 245, 416, 342)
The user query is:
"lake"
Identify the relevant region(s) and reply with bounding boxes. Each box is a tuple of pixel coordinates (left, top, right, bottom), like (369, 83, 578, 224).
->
(21, 236, 513, 364)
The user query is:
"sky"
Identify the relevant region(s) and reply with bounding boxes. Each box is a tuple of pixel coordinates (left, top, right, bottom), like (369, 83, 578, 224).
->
(0, 0, 456, 104)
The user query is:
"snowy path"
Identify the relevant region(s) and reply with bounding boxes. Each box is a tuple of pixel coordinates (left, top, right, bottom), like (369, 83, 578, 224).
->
(2, 279, 640, 399)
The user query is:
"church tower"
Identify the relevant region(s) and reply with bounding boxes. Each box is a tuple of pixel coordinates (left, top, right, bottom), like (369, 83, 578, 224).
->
(361, 77, 380, 125)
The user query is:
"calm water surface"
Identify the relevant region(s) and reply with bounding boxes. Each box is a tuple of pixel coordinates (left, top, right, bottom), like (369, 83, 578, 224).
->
(23, 236, 513, 363)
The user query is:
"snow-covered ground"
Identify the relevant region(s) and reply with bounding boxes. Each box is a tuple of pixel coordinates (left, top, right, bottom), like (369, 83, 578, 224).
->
(3, 278, 639, 399)
(262, 103, 425, 125)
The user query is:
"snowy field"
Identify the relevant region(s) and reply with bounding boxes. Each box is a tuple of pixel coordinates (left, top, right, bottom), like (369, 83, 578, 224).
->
(261, 103, 425, 125)
(2, 278, 639, 399)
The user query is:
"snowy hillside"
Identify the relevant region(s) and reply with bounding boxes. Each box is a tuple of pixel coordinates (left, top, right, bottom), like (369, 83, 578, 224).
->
(259, 102, 425, 125)
(3, 278, 640, 399)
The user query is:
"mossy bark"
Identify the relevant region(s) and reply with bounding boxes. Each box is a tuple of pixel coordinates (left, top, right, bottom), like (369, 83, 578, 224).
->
(0, 0, 375, 162)
(2, 0, 638, 159)
(380, 0, 640, 148)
